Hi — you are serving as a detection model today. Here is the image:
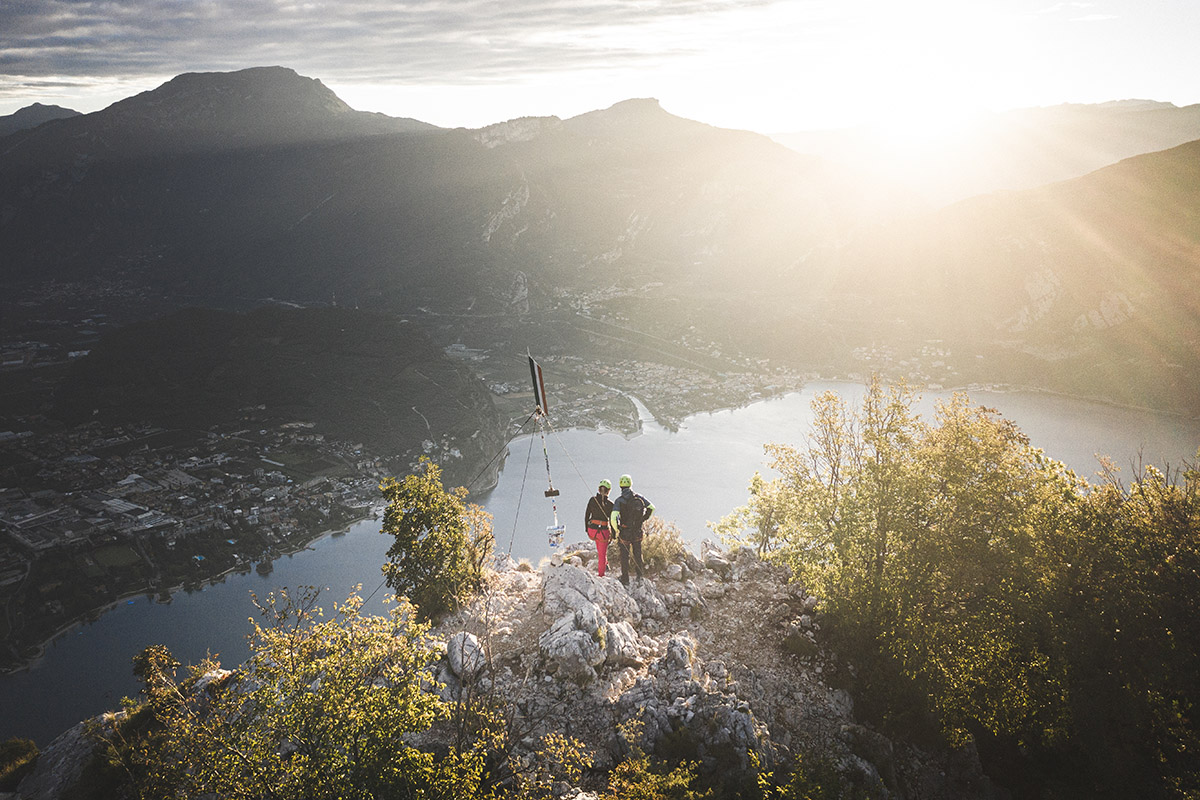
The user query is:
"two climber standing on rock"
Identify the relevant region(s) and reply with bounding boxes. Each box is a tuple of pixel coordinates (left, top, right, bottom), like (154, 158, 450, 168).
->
(609, 474, 655, 586)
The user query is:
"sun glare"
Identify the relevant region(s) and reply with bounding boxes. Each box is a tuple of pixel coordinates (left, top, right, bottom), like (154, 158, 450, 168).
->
(863, 103, 988, 153)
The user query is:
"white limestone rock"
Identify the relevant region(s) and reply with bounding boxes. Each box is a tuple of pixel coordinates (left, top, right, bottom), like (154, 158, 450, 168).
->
(539, 608, 607, 684)
(604, 619, 645, 667)
(542, 563, 640, 624)
(446, 631, 486, 679)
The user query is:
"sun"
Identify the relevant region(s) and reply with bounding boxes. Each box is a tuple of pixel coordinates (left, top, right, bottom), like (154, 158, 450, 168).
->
(863, 102, 988, 154)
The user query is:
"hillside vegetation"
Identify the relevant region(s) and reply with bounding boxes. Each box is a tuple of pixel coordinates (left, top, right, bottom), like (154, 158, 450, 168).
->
(53, 306, 503, 483)
(717, 379, 1200, 798)
(4, 68, 1200, 416)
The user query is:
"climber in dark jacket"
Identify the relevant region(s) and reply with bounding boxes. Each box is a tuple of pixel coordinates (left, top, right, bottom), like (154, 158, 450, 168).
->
(585, 479, 614, 577)
(609, 473, 655, 585)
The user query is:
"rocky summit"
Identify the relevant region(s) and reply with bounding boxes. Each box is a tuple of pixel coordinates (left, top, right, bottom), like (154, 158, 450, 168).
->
(425, 540, 999, 799)
(14, 540, 1003, 799)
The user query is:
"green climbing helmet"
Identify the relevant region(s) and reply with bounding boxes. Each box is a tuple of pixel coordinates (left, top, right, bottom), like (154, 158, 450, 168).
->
(619, 474, 632, 488)
(598, 479, 611, 490)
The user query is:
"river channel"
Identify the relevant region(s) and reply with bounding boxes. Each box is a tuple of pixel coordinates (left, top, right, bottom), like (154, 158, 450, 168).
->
(1, 382, 1196, 744)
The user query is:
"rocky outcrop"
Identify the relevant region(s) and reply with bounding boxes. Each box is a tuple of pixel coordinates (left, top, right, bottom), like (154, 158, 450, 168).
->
(21, 542, 998, 799)
(14, 720, 105, 800)
(430, 540, 1001, 799)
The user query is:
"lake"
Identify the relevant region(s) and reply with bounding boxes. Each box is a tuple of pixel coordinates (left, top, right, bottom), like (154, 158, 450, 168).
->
(1, 382, 1196, 745)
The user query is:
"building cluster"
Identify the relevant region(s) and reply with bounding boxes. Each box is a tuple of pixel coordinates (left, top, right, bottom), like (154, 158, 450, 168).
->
(850, 341, 961, 390)
(2, 419, 386, 552)
(0, 415, 393, 658)
(501, 353, 807, 433)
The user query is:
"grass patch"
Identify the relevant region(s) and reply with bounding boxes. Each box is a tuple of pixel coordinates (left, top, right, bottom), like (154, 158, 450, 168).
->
(94, 545, 142, 569)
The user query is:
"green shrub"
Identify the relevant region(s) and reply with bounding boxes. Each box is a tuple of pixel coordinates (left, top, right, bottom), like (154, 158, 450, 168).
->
(642, 517, 687, 573)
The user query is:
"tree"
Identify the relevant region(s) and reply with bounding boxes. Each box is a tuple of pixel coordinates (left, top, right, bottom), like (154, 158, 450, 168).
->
(0, 738, 38, 792)
(712, 472, 783, 556)
(1037, 460, 1200, 797)
(380, 458, 494, 621)
(731, 379, 1200, 796)
(111, 587, 484, 799)
(745, 380, 1076, 741)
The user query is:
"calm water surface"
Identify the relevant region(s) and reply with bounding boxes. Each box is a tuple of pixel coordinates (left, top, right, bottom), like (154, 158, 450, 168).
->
(2, 382, 1196, 744)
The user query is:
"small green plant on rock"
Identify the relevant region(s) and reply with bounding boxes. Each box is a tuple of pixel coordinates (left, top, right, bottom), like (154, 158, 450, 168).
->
(642, 517, 687, 573)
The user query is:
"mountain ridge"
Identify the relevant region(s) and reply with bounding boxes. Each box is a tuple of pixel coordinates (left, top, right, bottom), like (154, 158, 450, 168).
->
(771, 99, 1200, 207)
(2, 66, 1199, 416)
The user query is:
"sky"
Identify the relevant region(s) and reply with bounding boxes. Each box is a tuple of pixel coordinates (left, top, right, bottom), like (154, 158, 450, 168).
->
(1, 0, 1198, 136)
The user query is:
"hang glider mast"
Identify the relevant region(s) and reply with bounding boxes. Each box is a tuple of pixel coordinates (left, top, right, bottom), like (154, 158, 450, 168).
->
(528, 352, 564, 547)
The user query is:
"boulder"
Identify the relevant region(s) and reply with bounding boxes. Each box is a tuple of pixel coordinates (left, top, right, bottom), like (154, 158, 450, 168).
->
(663, 579, 705, 618)
(679, 548, 705, 575)
(539, 610, 606, 684)
(446, 631, 486, 679)
(17, 720, 103, 800)
(542, 563, 639, 624)
(627, 579, 669, 620)
(703, 553, 732, 579)
(492, 552, 519, 572)
(663, 634, 697, 679)
(605, 620, 644, 667)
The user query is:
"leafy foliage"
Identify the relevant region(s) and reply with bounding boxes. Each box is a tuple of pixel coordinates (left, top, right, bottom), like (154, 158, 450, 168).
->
(750, 751, 863, 800)
(380, 458, 494, 621)
(106, 587, 481, 799)
(712, 472, 783, 556)
(720, 377, 1200, 796)
(608, 718, 712, 800)
(1035, 459, 1200, 798)
(642, 517, 689, 573)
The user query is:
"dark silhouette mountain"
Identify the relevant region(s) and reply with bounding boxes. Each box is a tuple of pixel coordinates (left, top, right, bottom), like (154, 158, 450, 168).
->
(0, 72, 849, 312)
(54, 306, 503, 482)
(0, 66, 437, 168)
(774, 100, 1200, 207)
(0, 103, 80, 136)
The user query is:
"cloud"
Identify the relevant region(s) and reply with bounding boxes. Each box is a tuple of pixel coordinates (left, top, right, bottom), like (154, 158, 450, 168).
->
(0, 0, 778, 85)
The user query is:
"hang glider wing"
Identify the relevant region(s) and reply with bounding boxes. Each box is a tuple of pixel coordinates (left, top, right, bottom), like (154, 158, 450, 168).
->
(528, 355, 549, 415)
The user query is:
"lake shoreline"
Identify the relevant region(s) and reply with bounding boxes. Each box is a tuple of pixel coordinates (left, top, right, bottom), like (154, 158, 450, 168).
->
(0, 512, 378, 677)
(3, 383, 1197, 748)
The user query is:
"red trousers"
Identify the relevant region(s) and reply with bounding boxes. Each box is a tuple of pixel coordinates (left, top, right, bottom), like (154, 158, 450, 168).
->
(588, 523, 611, 576)
(595, 533, 609, 576)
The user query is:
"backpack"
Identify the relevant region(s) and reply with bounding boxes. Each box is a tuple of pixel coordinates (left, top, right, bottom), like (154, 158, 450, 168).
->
(617, 493, 647, 538)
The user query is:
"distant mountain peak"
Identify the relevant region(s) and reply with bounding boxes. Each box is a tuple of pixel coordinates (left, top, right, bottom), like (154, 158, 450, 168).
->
(607, 97, 663, 111)
(0, 102, 81, 136)
(1, 66, 437, 166)
(105, 66, 355, 130)
(565, 97, 708, 139)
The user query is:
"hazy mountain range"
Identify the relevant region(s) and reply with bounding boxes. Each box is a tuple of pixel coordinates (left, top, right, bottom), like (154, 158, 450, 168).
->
(772, 99, 1200, 208)
(2, 66, 1198, 416)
